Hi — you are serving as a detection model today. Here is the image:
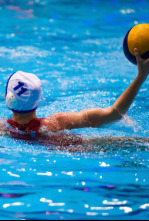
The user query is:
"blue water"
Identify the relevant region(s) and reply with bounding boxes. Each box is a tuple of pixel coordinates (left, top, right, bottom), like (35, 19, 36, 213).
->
(0, 0, 149, 220)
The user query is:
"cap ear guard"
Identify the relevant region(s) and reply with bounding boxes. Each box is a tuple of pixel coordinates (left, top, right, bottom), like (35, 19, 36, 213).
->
(5, 72, 18, 110)
(5, 91, 18, 110)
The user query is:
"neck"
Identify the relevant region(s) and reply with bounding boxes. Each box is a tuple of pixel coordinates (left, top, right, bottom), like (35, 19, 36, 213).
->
(12, 111, 37, 125)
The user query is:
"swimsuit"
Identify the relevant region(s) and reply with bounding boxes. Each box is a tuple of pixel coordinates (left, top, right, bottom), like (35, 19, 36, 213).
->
(7, 118, 44, 133)
(7, 118, 82, 147)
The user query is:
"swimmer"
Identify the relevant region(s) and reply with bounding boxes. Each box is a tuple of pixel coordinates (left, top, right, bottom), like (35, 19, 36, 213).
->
(1, 49, 149, 147)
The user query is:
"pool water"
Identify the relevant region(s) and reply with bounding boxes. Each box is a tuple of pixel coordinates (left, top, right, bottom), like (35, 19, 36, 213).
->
(0, 0, 149, 220)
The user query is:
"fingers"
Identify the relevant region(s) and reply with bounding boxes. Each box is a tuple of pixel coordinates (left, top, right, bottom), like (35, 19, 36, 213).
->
(134, 48, 142, 64)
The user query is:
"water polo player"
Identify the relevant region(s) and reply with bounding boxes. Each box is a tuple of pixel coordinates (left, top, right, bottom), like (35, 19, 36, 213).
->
(1, 49, 149, 147)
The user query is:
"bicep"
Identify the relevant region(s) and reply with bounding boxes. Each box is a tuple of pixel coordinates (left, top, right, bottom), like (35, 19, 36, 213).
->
(86, 107, 121, 127)
(65, 106, 122, 129)
(64, 110, 89, 129)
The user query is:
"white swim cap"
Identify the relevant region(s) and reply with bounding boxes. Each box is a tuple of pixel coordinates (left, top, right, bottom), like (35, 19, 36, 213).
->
(5, 71, 42, 113)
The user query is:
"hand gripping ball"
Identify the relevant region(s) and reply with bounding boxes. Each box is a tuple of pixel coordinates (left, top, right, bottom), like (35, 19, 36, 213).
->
(123, 23, 149, 64)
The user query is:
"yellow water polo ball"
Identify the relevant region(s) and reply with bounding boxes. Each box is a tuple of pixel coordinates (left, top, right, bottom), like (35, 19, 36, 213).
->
(123, 23, 149, 64)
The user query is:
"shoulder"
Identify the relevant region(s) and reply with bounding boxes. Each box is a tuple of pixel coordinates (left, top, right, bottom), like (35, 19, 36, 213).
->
(41, 113, 67, 132)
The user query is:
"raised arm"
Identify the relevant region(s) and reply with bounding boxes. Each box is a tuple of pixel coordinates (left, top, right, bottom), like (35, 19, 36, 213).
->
(44, 49, 149, 131)
(112, 48, 149, 115)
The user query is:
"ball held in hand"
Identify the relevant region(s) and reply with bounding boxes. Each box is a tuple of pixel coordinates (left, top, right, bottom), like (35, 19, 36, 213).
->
(123, 24, 149, 64)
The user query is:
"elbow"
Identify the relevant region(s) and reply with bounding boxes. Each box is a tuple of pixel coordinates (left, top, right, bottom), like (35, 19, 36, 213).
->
(110, 106, 124, 122)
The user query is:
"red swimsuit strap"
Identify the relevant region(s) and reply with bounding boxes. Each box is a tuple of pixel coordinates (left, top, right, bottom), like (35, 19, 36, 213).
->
(7, 118, 45, 132)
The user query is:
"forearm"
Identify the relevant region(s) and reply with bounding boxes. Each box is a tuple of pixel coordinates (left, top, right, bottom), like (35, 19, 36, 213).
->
(112, 74, 147, 115)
